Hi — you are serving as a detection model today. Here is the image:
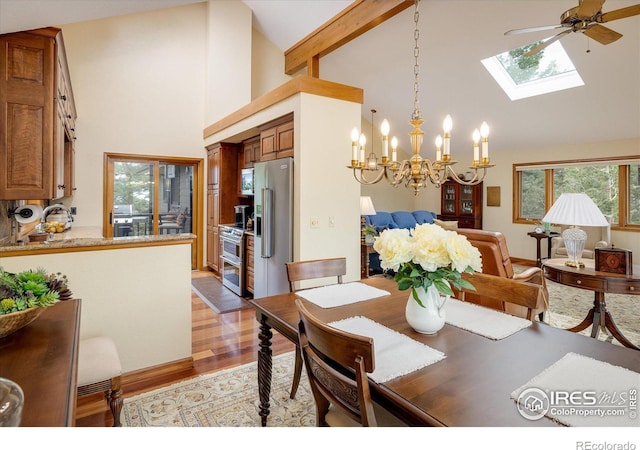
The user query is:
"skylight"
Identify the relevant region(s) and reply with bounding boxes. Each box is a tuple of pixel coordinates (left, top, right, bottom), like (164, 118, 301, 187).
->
(481, 40, 584, 100)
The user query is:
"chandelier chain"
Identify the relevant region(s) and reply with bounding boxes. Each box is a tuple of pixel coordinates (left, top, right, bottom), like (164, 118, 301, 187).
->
(346, 0, 493, 195)
(412, 0, 421, 120)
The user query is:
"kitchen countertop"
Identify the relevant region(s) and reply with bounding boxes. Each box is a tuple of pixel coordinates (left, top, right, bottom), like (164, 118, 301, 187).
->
(0, 226, 196, 256)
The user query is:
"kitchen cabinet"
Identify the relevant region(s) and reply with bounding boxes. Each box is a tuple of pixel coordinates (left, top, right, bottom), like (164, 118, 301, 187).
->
(259, 114, 293, 161)
(206, 142, 239, 272)
(245, 233, 254, 295)
(242, 136, 260, 168)
(438, 180, 483, 229)
(0, 27, 76, 200)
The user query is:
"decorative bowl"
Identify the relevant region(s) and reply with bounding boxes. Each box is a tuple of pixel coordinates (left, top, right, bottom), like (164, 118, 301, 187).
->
(0, 307, 44, 338)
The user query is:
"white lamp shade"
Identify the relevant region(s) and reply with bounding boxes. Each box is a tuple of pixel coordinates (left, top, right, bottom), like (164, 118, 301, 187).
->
(541, 193, 609, 227)
(360, 196, 376, 216)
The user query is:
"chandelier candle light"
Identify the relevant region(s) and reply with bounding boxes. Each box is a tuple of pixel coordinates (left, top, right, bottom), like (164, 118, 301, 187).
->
(347, 0, 494, 195)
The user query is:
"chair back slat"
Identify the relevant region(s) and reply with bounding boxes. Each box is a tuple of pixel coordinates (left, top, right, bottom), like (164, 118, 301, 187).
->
(459, 272, 543, 320)
(286, 257, 346, 292)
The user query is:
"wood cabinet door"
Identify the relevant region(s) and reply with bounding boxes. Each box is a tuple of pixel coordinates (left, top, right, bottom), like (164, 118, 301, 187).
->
(0, 32, 55, 200)
(275, 121, 294, 157)
(207, 147, 219, 188)
(260, 127, 277, 161)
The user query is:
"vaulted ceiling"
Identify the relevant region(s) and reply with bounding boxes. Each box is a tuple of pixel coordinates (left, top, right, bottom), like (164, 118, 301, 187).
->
(1, 0, 638, 155)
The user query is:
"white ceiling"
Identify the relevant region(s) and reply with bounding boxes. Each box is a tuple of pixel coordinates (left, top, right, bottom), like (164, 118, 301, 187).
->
(1, 0, 638, 155)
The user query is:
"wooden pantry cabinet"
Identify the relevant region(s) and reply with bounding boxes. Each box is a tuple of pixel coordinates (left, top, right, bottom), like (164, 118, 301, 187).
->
(206, 142, 239, 272)
(0, 27, 77, 200)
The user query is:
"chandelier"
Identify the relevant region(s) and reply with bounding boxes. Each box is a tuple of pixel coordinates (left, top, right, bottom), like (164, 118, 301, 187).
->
(347, 0, 494, 195)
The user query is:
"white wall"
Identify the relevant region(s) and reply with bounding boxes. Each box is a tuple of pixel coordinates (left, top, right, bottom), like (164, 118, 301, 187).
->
(60, 3, 207, 228)
(206, 0, 252, 125)
(0, 244, 193, 372)
(251, 27, 291, 100)
(296, 94, 361, 283)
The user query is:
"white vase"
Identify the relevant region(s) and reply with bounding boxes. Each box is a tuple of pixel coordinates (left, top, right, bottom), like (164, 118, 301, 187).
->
(405, 285, 448, 335)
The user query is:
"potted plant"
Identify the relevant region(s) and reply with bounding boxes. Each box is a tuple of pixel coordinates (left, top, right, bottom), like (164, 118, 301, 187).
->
(0, 268, 72, 338)
(363, 224, 377, 244)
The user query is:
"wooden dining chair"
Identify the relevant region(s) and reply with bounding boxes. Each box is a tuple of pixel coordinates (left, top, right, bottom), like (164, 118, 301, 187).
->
(295, 299, 405, 427)
(456, 228, 549, 319)
(458, 271, 545, 321)
(284, 257, 346, 399)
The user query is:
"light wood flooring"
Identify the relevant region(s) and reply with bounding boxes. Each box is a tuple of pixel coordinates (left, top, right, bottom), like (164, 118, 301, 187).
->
(75, 269, 294, 427)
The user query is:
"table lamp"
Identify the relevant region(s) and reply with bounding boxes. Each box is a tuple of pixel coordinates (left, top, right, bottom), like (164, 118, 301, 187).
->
(541, 193, 609, 268)
(360, 196, 376, 242)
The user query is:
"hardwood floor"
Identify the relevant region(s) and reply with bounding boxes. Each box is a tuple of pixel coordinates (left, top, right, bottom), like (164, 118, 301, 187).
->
(75, 269, 294, 427)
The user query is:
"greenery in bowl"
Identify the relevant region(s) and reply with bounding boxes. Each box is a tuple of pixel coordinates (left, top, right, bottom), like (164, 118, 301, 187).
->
(0, 268, 72, 315)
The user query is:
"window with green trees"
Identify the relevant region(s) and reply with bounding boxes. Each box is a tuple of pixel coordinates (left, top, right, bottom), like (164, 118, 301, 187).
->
(514, 158, 640, 230)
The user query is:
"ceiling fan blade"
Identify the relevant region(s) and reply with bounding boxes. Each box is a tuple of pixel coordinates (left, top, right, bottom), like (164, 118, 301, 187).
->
(504, 24, 564, 35)
(523, 30, 573, 57)
(598, 4, 640, 22)
(576, 0, 605, 19)
(583, 23, 622, 44)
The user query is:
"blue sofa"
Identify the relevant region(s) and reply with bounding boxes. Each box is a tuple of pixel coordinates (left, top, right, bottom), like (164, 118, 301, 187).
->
(364, 210, 437, 274)
(364, 210, 437, 233)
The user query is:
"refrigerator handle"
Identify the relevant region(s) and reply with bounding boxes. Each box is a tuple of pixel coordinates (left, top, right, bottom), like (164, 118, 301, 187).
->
(261, 187, 274, 258)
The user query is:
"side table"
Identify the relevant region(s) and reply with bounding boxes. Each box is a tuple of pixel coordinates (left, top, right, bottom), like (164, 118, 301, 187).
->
(543, 258, 640, 350)
(527, 231, 559, 267)
(361, 242, 377, 279)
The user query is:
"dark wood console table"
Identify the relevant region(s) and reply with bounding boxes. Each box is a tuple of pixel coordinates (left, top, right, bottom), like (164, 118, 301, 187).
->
(0, 299, 81, 426)
(543, 259, 639, 350)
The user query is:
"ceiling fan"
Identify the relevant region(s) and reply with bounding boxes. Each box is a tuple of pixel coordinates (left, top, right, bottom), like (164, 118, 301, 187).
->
(504, 0, 640, 57)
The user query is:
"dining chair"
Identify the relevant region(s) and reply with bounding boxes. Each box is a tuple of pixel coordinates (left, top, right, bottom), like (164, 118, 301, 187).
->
(295, 298, 405, 427)
(456, 228, 549, 319)
(458, 271, 545, 321)
(284, 257, 346, 399)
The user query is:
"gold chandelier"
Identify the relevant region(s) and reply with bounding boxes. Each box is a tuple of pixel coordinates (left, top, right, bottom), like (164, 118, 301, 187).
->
(347, 0, 494, 195)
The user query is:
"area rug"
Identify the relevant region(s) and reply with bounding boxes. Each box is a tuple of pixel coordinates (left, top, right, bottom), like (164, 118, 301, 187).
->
(122, 352, 315, 427)
(191, 277, 252, 314)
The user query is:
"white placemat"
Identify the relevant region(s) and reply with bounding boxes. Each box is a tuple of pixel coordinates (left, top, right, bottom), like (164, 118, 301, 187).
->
(445, 298, 532, 340)
(329, 316, 445, 383)
(511, 352, 640, 427)
(296, 282, 390, 308)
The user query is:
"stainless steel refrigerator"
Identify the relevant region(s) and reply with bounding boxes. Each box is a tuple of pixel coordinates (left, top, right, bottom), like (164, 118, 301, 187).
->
(253, 157, 293, 298)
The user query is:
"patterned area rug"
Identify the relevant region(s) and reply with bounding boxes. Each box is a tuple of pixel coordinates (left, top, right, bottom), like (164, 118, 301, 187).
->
(122, 352, 315, 427)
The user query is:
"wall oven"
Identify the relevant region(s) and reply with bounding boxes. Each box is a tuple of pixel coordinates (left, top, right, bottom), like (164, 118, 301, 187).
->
(219, 225, 244, 296)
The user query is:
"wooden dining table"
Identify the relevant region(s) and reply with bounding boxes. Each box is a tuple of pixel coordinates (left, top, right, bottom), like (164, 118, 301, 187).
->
(250, 276, 640, 427)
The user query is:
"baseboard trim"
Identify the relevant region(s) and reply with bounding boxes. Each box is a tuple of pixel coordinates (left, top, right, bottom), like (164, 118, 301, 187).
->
(122, 357, 194, 385)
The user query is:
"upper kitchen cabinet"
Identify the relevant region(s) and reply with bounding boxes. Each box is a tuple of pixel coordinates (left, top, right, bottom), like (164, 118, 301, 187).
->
(259, 113, 293, 161)
(0, 27, 77, 200)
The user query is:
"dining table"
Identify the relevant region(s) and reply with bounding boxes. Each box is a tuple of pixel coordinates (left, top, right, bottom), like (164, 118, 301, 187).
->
(250, 276, 640, 427)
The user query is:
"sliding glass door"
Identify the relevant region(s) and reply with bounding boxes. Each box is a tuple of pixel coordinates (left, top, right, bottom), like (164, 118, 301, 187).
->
(105, 154, 203, 269)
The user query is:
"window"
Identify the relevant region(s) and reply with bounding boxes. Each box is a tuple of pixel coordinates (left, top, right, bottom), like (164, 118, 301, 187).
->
(481, 40, 584, 101)
(513, 157, 640, 230)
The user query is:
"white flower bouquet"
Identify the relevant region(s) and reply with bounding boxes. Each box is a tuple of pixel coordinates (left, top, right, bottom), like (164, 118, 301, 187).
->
(373, 223, 482, 306)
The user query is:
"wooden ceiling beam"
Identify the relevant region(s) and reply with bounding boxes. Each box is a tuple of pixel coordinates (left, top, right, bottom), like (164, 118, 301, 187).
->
(284, 0, 413, 76)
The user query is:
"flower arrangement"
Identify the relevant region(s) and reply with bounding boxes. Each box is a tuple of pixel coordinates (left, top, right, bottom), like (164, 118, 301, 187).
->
(373, 223, 482, 307)
(0, 267, 72, 315)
